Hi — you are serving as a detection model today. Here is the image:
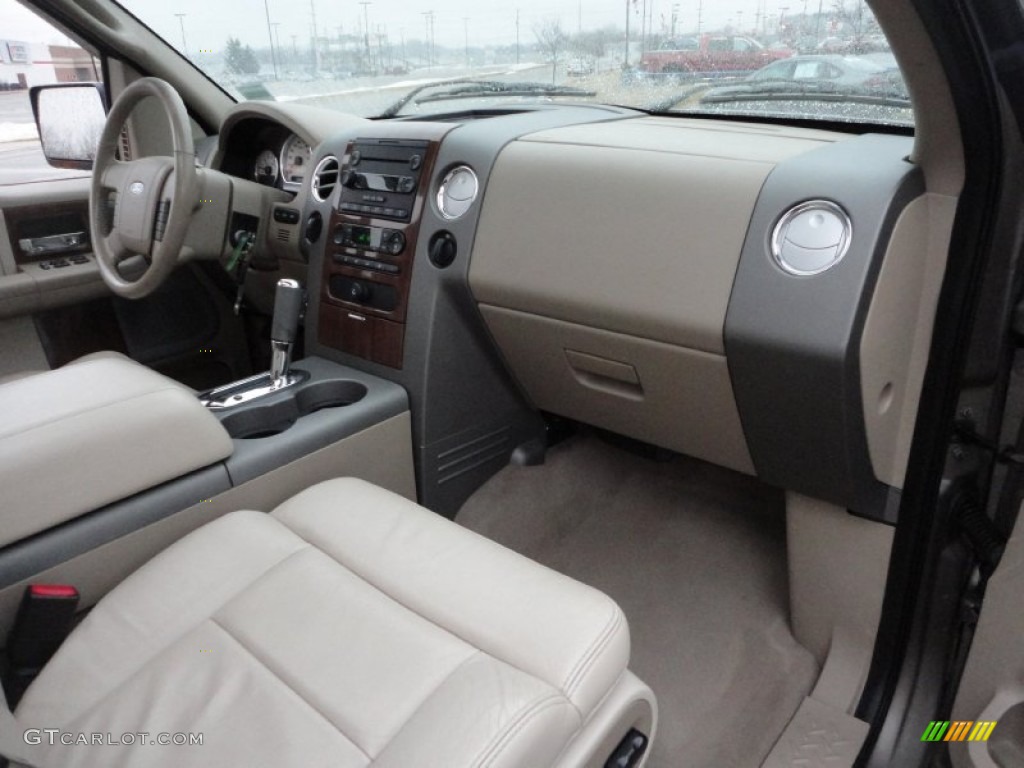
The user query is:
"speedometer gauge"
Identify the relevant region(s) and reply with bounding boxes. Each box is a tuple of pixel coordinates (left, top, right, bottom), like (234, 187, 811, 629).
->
(280, 135, 312, 187)
(254, 150, 279, 185)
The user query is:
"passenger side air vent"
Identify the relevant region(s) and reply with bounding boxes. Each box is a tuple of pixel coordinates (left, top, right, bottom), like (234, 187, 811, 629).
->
(312, 156, 340, 202)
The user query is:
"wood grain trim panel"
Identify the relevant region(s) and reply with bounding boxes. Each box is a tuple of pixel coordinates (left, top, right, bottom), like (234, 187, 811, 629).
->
(318, 137, 441, 369)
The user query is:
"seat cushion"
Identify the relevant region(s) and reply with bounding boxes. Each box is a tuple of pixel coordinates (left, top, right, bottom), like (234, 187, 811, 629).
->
(0, 350, 133, 386)
(14, 478, 632, 768)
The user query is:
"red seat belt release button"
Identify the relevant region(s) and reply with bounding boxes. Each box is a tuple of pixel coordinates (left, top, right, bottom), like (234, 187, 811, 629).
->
(8, 584, 80, 671)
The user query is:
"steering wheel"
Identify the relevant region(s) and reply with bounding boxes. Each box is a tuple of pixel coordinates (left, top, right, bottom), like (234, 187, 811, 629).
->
(90, 77, 199, 299)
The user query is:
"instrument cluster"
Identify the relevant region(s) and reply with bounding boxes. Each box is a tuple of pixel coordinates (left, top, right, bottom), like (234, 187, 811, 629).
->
(253, 132, 312, 191)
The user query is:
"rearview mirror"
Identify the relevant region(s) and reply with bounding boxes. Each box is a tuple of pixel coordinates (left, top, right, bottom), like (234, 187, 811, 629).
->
(30, 83, 108, 170)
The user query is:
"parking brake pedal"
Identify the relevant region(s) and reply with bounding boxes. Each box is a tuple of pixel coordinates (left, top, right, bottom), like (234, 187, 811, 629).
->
(4, 585, 79, 708)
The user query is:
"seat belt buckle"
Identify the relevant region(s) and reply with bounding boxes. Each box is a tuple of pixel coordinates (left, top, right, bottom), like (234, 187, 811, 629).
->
(4, 584, 79, 708)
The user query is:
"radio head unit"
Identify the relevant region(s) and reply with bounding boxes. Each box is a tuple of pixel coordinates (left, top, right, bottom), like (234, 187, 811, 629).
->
(337, 139, 429, 222)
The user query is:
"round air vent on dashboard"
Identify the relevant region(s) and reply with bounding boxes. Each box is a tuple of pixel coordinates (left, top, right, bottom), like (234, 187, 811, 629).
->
(771, 200, 852, 276)
(311, 156, 340, 202)
(436, 166, 479, 220)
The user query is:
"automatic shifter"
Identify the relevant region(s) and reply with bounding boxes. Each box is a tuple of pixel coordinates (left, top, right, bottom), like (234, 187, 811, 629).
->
(270, 278, 303, 386)
(199, 278, 307, 409)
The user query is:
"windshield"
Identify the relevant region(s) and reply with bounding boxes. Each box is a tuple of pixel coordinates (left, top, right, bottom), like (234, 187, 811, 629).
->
(115, 0, 912, 127)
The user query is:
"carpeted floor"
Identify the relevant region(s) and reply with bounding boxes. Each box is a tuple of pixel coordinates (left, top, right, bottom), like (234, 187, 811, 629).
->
(456, 432, 818, 768)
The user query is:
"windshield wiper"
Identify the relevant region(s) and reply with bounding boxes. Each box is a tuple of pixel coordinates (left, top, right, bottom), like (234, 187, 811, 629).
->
(700, 82, 910, 110)
(378, 79, 596, 118)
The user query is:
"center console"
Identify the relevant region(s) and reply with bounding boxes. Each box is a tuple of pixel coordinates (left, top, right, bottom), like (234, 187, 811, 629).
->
(318, 137, 439, 369)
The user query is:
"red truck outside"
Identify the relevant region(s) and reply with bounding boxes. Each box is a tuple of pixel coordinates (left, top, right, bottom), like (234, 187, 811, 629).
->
(639, 35, 793, 78)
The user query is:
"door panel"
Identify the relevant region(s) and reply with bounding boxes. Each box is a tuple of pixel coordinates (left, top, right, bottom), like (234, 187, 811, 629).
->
(0, 178, 107, 321)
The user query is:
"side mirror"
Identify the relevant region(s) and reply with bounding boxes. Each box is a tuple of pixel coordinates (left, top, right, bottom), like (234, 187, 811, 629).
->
(29, 83, 108, 170)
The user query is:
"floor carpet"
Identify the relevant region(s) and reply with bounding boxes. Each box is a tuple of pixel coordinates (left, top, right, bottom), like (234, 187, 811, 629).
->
(456, 432, 818, 768)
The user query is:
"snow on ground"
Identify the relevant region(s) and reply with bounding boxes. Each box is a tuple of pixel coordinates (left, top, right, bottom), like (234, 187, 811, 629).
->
(0, 122, 38, 143)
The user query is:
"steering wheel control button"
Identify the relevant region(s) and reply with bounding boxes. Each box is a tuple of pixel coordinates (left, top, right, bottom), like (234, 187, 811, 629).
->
(771, 200, 852, 276)
(154, 200, 171, 242)
(437, 166, 479, 220)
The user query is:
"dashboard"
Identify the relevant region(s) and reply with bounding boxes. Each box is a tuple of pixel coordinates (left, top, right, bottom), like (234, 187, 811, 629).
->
(207, 101, 951, 519)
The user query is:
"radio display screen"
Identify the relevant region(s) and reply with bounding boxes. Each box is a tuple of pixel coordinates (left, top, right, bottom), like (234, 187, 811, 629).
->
(351, 226, 373, 247)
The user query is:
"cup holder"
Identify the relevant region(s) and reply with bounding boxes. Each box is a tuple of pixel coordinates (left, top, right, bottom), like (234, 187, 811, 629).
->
(294, 380, 368, 415)
(219, 378, 369, 439)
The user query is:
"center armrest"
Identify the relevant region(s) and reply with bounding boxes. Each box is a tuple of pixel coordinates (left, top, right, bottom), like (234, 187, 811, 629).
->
(0, 358, 233, 548)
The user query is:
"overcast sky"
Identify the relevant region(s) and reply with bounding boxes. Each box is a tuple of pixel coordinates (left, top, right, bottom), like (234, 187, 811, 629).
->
(5, 0, 867, 54)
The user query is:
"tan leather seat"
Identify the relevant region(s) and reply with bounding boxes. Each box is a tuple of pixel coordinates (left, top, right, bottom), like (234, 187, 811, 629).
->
(0, 351, 134, 386)
(8, 478, 657, 768)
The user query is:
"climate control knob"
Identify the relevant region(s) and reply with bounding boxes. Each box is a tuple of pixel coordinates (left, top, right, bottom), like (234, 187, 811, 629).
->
(386, 231, 406, 255)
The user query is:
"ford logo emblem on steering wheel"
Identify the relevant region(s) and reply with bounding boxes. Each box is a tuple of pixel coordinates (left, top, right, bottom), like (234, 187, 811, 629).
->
(129, 181, 145, 195)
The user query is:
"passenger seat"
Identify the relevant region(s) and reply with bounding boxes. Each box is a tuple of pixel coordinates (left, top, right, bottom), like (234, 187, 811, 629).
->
(4, 478, 657, 768)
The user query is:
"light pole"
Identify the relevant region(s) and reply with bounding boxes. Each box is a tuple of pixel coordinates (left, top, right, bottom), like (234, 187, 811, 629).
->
(515, 9, 520, 65)
(309, 0, 319, 73)
(272, 22, 283, 68)
(624, 0, 630, 68)
(421, 11, 434, 68)
(463, 18, 469, 67)
(263, 0, 278, 79)
(360, 1, 372, 69)
(174, 13, 188, 58)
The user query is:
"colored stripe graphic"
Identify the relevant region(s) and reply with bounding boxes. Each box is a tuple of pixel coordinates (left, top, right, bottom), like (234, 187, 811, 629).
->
(945, 721, 973, 741)
(969, 722, 998, 742)
(922, 720, 998, 742)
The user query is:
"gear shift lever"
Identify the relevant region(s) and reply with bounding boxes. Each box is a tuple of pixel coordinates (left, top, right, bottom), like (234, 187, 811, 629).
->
(199, 278, 307, 409)
(270, 278, 303, 386)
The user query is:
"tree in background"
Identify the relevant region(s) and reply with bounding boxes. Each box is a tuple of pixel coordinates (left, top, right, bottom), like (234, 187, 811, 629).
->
(225, 37, 260, 75)
(572, 28, 616, 60)
(534, 20, 567, 84)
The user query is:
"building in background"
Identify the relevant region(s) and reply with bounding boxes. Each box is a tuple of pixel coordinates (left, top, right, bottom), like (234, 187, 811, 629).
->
(0, 41, 97, 90)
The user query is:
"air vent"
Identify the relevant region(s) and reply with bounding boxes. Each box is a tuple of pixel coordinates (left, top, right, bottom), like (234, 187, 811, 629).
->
(312, 156, 340, 202)
(436, 165, 479, 220)
(771, 200, 852, 276)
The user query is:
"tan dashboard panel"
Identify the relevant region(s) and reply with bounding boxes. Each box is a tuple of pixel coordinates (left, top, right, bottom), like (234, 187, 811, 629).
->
(469, 129, 830, 355)
(479, 305, 755, 475)
(519, 115, 842, 163)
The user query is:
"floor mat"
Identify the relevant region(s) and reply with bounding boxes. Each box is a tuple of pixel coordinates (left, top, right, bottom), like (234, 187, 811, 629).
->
(456, 432, 818, 768)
